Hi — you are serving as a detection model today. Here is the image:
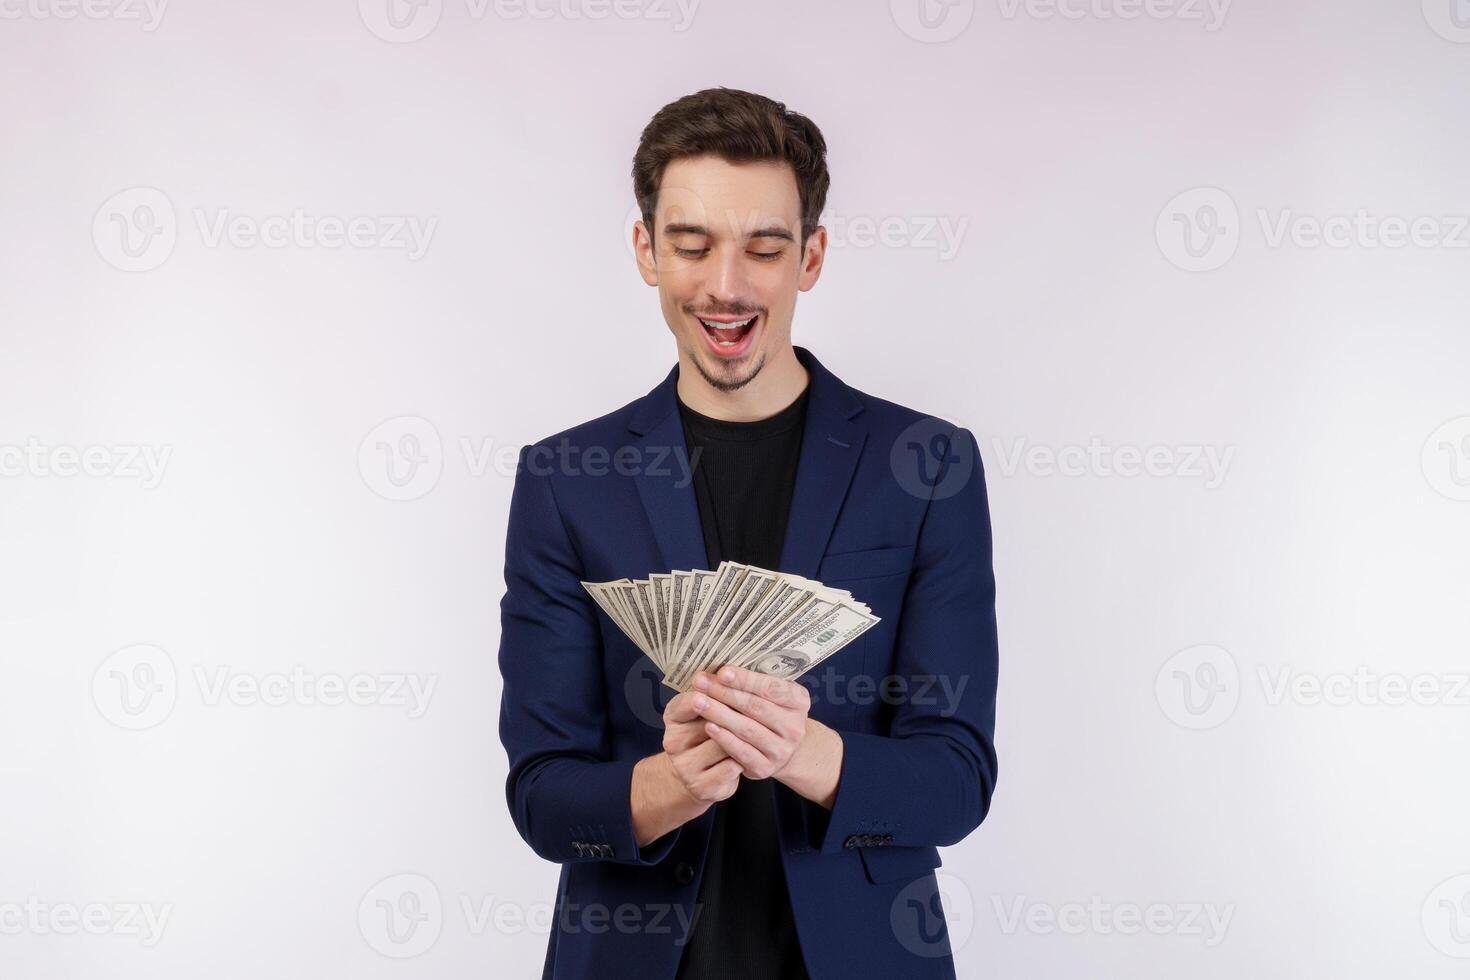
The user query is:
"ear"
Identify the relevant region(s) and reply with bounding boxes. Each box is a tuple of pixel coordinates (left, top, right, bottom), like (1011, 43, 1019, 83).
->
(797, 225, 827, 292)
(633, 219, 659, 286)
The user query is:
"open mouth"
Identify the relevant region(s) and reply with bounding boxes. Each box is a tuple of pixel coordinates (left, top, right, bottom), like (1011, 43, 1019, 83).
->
(695, 313, 760, 358)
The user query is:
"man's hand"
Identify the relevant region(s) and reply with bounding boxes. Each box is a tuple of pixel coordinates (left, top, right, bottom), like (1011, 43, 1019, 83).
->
(690, 666, 844, 809)
(662, 690, 743, 804)
(629, 691, 745, 848)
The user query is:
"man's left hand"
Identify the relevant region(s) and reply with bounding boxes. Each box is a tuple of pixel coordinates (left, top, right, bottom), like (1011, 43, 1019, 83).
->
(690, 666, 811, 780)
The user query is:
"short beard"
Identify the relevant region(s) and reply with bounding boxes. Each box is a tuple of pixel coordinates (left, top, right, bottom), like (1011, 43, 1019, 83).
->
(691, 345, 766, 393)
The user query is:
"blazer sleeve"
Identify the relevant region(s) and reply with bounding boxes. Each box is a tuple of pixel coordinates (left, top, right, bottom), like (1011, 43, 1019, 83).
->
(815, 425, 1000, 854)
(498, 444, 680, 866)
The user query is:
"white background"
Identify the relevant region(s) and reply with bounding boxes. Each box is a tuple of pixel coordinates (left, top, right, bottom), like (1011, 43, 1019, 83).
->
(2, 0, 1469, 976)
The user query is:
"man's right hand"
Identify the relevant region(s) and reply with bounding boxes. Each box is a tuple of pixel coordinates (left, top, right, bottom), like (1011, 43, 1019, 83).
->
(629, 691, 742, 848)
(662, 690, 742, 804)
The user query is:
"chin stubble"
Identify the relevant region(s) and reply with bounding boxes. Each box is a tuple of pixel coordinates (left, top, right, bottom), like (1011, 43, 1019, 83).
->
(690, 344, 766, 393)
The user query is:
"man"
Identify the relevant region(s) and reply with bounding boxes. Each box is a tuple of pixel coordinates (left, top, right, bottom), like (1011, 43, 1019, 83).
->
(497, 87, 999, 980)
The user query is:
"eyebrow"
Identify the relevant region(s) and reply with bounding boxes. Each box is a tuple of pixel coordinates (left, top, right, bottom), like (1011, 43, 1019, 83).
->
(662, 223, 795, 243)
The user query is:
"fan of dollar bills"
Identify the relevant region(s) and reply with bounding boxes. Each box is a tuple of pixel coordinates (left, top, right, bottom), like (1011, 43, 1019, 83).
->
(582, 561, 880, 693)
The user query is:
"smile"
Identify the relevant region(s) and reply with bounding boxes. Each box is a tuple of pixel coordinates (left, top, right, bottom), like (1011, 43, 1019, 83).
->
(695, 313, 760, 358)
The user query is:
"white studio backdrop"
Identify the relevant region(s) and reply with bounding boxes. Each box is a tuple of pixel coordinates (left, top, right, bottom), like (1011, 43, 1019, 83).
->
(2, 1, 1468, 977)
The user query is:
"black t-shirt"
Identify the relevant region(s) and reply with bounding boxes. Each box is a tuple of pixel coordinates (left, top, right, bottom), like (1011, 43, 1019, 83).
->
(673, 383, 812, 980)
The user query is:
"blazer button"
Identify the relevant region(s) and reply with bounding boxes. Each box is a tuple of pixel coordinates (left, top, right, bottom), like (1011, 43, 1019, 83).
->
(675, 861, 695, 884)
(572, 842, 585, 857)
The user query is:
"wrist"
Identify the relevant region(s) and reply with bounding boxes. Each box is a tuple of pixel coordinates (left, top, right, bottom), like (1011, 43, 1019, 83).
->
(631, 752, 710, 847)
(776, 719, 843, 809)
(657, 751, 711, 817)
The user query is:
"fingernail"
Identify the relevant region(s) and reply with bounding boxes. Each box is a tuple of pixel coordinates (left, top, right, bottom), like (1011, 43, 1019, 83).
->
(719, 669, 735, 683)
(694, 696, 708, 709)
(707, 722, 721, 732)
(694, 675, 710, 690)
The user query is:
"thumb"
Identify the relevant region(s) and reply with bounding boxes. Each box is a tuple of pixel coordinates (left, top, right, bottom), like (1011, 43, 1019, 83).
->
(664, 691, 701, 724)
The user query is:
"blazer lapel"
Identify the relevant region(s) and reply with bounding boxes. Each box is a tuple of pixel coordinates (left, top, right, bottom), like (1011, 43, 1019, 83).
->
(777, 346, 866, 578)
(628, 364, 709, 574)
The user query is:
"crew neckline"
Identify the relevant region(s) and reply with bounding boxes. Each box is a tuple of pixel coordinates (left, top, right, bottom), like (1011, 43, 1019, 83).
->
(677, 384, 811, 441)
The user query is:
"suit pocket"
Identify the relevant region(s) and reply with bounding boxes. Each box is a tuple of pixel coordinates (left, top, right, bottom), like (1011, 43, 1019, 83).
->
(859, 844, 943, 885)
(818, 545, 915, 583)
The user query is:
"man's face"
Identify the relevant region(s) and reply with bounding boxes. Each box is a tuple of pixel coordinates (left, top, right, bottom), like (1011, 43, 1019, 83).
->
(634, 154, 826, 392)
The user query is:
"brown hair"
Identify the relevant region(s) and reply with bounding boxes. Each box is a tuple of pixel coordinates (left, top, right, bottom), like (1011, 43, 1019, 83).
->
(632, 87, 830, 248)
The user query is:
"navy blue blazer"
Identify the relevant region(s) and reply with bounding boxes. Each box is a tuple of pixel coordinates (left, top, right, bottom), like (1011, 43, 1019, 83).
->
(497, 345, 999, 979)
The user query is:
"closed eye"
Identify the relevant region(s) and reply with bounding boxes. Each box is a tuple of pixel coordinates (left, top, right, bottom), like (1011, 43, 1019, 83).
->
(674, 248, 785, 261)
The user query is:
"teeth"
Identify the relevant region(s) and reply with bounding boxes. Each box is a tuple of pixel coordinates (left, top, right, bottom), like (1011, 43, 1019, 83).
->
(699, 316, 755, 331)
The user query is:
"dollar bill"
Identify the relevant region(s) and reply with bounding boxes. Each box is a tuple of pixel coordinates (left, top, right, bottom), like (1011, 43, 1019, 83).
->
(583, 561, 881, 692)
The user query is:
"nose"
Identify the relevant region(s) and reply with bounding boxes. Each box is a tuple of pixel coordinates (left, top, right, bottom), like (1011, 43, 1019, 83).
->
(705, 243, 752, 307)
